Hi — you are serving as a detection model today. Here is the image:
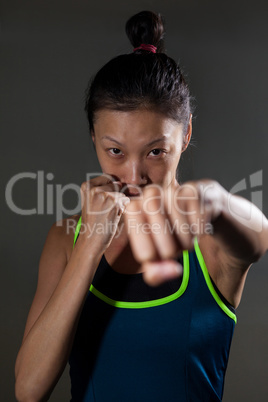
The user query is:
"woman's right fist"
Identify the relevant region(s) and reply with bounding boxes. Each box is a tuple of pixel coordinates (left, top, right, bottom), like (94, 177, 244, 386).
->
(79, 175, 130, 251)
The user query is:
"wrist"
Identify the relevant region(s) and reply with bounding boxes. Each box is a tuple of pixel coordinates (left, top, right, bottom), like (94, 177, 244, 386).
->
(73, 232, 105, 263)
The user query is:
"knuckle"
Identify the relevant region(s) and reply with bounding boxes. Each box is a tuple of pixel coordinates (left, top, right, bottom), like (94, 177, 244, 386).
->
(81, 180, 96, 193)
(93, 186, 102, 194)
(125, 199, 142, 214)
(95, 190, 106, 203)
(144, 184, 162, 198)
(179, 234, 194, 251)
(80, 181, 88, 192)
(179, 183, 198, 198)
(159, 241, 178, 260)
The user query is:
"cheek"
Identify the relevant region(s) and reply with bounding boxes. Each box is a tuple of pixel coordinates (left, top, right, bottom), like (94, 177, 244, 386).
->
(148, 160, 177, 183)
(160, 155, 181, 180)
(161, 153, 181, 172)
(97, 158, 117, 174)
(94, 145, 109, 166)
(95, 151, 124, 176)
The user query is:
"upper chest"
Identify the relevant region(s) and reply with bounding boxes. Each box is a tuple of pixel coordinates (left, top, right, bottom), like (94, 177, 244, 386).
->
(66, 217, 142, 274)
(104, 233, 143, 274)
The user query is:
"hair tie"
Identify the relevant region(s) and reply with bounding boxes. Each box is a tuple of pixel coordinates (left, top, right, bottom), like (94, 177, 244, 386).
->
(133, 44, 157, 53)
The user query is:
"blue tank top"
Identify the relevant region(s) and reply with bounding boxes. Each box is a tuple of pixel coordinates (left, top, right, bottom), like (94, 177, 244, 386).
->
(69, 217, 236, 401)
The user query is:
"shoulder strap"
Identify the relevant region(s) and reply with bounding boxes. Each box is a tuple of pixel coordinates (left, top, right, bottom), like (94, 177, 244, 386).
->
(73, 216, 82, 249)
(194, 237, 237, 323)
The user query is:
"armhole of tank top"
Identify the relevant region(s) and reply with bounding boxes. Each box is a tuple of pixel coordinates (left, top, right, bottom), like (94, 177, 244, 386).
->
(73, 216, 82, 249)
(193, 237, 237, 324)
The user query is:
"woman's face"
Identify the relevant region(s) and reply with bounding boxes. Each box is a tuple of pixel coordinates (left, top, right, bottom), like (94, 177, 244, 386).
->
(92, 109, 191, 196)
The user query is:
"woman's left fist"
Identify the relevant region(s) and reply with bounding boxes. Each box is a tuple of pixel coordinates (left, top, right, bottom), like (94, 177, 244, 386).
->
(124, 180, 226, 285)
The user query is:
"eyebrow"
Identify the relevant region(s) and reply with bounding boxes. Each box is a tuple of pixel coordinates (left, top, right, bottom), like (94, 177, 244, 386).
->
(101, 135, 167, 147)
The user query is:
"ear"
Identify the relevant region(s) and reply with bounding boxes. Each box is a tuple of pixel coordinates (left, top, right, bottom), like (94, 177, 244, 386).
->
(91, 130, 95, 144)
(182, 114, 192, 152)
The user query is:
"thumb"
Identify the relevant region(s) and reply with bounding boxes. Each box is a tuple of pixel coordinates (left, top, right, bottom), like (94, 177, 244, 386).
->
(143, 260, 183, 287)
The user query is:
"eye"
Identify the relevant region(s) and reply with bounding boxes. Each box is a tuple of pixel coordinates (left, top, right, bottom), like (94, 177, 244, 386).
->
(109, 148, 123, 156)
(148, 148, 165, 157)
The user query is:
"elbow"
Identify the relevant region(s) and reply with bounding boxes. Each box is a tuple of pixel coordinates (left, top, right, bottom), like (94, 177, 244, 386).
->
(254, 219, 268, 262)
(249, 244, 267, 265)
(15, 356, 51, 402)
(15, 375, 48, 402)
(245, 242, 267, 265)
(14, 360, 34, 402)
(15, 380, 36, 402)
(257, 216, 268, 259)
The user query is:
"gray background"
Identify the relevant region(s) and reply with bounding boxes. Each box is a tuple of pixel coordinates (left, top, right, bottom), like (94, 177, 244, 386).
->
(1, 0, 268, 400)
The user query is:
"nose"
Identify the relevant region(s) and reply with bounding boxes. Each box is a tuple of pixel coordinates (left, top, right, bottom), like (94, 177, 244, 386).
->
(122, 160, 148, 187)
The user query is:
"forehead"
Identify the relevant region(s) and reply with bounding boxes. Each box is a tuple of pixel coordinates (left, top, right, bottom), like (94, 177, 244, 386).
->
(93, 109, 183, 143)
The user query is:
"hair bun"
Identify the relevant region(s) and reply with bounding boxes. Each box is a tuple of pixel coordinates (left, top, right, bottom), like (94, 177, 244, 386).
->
(125, 10, 165, 53)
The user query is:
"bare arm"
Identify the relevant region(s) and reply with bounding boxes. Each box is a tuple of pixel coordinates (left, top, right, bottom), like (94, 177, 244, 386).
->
(124, 180, 268, 307)
(15, 177, 129, 402)
(198, 183, 268, 308)
(15, 220, 103, 402)
(214, 191, 268, 261)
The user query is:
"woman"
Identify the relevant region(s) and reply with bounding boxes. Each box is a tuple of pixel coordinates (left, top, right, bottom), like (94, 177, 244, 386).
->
(15, 11, 268, 402)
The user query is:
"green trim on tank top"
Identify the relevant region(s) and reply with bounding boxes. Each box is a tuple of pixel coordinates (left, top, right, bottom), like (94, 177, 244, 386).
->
(89, 249, 189, 309)
(194, 237, 237, 324)
(73, 216, 82, 249)
(72, 216, 236, 319)
(73, 216, 189, 308)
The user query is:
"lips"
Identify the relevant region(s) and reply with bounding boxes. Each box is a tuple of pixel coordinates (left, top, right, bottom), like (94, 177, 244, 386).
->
(124, 191, 141, 197)
(123, 188, 142, 197)
(118, 183, 141, 197)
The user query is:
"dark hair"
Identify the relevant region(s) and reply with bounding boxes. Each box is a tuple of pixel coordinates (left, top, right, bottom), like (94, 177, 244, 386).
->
(85, 11, 193, 135)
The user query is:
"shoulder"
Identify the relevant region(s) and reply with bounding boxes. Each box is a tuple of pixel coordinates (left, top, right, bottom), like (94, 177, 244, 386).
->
(38, 214, 80, 274)
(20, 214, 81, 341)
(35, 214, 81, 307)
(40, 214, 81, 269)
(51, 214, 81, 263)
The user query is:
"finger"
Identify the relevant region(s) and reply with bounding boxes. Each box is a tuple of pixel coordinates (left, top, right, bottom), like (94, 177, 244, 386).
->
(143, 260, 183, 287)
(109, 193, 130, 214)
(124, 198, 159, 263)
(165, 186, 197, 250)
(82, 175, 122, 191)
(171, 183, 215, 241)
(182, 195, 207, 238)
(97, 191, 130, 216)
(92, 182, 123, 194)
(143, 186, 178, 260)
(93, 184, 123, 194)
(82, 187, 129, 216)
(82, 175, 113, 188)
(197, 181, 224, 223)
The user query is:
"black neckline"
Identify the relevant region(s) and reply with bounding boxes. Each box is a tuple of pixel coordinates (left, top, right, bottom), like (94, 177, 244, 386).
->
(102, 253, 144, 276)
(91, 254, 184, 302)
